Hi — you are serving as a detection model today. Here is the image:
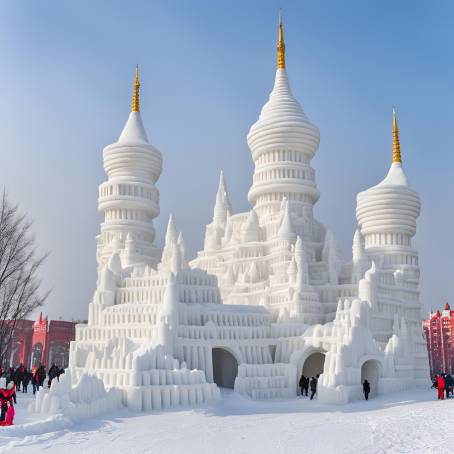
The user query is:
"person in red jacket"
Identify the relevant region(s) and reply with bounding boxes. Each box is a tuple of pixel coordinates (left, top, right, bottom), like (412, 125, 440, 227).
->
(437, 374, 445, 400)
(1, 401, 14, 426)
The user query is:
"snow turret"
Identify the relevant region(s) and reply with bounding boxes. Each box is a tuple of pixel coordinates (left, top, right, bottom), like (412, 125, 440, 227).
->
(97, 66, 162, 267)
(247, 16, 320, 223)
(356, 111, 420, 264)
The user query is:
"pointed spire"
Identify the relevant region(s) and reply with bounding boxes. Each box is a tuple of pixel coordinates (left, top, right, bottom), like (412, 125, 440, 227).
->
(392, 108, 402, 164)
(277, 199, 296, 241)
(213, 170, 232, 225)
(165, 214, 177, 245)
(277, 12, 285, 69)
(132, 64, 140, 112)
(242, 209, 259, 243)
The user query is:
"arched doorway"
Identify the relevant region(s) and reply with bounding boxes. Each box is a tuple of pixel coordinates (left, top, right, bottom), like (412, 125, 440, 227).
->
(30, 343, 43, 369)
(212, 348, 238, 389)
(302, 352, 326, 379)
(361, 360, 381, 398)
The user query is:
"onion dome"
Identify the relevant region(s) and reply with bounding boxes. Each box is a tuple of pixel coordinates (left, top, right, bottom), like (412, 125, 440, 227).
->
(356, 111, 420, 242)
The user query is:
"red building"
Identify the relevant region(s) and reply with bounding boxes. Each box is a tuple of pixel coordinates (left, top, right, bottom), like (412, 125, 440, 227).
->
(2, 312, 76, 369)
(423, 303, 454, 379)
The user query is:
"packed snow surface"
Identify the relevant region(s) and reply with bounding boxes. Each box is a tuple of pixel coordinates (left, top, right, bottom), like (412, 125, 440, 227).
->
(1, 389, 453, 454)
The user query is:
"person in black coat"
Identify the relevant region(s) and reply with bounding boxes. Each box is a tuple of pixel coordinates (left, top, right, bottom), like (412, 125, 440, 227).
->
(22, 370, 32, 393)
(309, 376, 318, 400)
(47, 364, 58, 388)
(444, 373, 453, 398)
(299, 374, 309, 397)
(363, 380, 371, 400)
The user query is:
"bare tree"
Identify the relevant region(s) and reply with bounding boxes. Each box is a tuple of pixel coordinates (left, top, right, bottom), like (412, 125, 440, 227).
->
(0, 191, 50, 367)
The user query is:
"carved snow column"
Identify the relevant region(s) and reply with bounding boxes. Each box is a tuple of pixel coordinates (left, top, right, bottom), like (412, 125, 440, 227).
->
(295, 236, 309, 287)
(351, 229, 370, 284)
(89, 252, 122, 326)
(322, 230, 340, 285)
(358, 262, 377, 308)
(156, 273, 179, 356)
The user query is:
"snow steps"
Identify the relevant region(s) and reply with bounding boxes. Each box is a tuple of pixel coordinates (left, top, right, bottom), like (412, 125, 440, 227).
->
(234, 363, 297, 400)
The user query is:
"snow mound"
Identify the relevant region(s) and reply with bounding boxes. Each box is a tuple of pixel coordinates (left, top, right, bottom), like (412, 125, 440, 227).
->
(29, 370, 123, 422)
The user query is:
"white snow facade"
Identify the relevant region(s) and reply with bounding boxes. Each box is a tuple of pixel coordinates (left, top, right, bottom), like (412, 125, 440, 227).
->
(68, 19, 428, 410)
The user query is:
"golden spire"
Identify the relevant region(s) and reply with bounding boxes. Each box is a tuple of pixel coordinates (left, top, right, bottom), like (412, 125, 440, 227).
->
(132, 64, 140, 112)
(392, 108, 402, 164)
(277, 13, 285, 69)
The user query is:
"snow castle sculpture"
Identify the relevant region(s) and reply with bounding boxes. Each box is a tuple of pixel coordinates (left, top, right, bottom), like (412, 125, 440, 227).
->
(65, 17, 428, 413)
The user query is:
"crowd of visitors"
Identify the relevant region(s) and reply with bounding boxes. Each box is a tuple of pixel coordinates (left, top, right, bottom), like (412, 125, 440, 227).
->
(432, 372, 454, 400)
(0, 363, 65, 426)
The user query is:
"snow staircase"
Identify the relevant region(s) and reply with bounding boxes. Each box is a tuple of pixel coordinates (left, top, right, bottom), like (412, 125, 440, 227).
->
(234, 363, 297, 400)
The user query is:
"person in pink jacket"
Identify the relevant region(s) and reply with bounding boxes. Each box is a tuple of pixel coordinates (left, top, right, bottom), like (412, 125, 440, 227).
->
(3, 401, 14, 426)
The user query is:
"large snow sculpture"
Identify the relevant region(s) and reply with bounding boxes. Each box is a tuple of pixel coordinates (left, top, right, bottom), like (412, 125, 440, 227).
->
(59, 17, 428, 416)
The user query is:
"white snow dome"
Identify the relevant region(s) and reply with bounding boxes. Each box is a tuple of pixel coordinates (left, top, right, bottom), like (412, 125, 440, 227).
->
(356, 111, 420, 240)
(247, 17, 319, 161)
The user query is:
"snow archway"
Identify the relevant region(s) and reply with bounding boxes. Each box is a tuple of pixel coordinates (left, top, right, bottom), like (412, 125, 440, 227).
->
(212, 348, 239, 389)
(302, 352, 326, 379)
(361, 359, 381, 398)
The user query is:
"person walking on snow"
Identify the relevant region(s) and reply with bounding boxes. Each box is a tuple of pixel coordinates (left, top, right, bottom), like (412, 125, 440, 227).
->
(437, 373, 445, 400)
(363, 380, 371, 400)
(299, 374, 309, 397)
(444, 373, 453, 399)
(310, 376, 318, 400)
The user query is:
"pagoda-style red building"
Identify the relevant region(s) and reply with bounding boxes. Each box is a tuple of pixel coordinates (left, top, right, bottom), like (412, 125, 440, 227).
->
(423, 303, 454, 379)
(2, 313, 76, 369)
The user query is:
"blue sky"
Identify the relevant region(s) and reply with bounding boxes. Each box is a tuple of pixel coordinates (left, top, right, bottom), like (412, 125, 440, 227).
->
(0, 0, 452, 320)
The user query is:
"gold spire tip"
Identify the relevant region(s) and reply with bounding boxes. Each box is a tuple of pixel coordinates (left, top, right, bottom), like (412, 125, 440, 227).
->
(392, 108, 402, 164)
(277, 12, 285, 69)
(132, 64, 140, 112)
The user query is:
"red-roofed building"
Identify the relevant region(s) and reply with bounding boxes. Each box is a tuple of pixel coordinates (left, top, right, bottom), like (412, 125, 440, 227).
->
(1, 312, 76, 369)
(423, 303, 454, 379)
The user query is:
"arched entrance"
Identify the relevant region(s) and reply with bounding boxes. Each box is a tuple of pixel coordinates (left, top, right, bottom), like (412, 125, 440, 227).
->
(212, 348, 238, 389)
(361, 359, 381, 398)
(30, 343, 43, 369)
(302, 352, 326, 379)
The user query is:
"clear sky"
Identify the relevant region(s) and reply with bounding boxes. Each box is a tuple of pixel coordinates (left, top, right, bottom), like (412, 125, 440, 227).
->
(0, 0, 452, 320)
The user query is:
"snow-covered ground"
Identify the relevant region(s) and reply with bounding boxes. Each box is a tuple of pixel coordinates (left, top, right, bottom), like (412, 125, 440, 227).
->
(0, 388, 453, 454)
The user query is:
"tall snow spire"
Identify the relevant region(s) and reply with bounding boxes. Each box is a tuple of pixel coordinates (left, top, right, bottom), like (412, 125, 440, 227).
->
(132, 64, 140, 112)
(392, 108, 402, 164)
(213, 170, 232, 226)
(277, 12, 285, 69)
